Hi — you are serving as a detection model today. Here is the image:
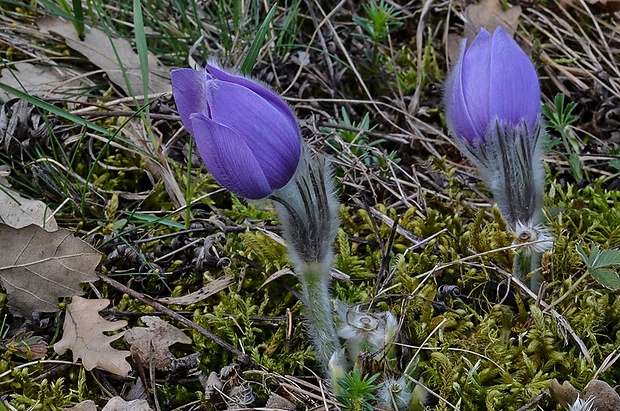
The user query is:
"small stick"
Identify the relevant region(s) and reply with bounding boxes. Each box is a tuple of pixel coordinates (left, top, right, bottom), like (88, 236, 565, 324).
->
(515, 392, 547, 411)
(97, 273, 256, 367)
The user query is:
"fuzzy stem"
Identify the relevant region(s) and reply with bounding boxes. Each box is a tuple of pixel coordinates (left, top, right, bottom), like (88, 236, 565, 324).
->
(297, 262, 339, 370)
(514, 250, 541, 294)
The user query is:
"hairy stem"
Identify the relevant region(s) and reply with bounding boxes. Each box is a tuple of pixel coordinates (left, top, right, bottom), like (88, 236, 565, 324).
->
(298, 262, 339, 370)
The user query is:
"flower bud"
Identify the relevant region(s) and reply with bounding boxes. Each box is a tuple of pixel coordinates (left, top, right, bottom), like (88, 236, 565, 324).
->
(171, 64, 301, 199)
(444, 26, 545, 231)
(445, 26, 540, 147)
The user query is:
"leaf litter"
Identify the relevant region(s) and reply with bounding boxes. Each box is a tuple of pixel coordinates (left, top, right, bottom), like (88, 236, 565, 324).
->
(124, 316, 198, 372)
(37, 17, 171, 96)
(0, 168, 58, 231)
(54, 296, 132, 377)
(0, 224, 100, 316)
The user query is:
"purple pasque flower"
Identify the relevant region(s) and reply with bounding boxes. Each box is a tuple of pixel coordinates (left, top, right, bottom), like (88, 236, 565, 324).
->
(444, 26, 546, 233)
(445, 26, 540, 146)
(171, 64, 301, 199)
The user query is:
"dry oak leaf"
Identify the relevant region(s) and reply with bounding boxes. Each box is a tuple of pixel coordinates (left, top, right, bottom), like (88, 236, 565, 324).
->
(0, 181, 58, 231)
(54, 296, 131, 377)
(462, 0, 521, 41)
(102, 397, 153, 411)
(124, 316, 196, 372)
(37, 17, 170, 96)
(585, 380, 620, 411)
(0, 224, 99, 317)
(0, 62, 89, 103)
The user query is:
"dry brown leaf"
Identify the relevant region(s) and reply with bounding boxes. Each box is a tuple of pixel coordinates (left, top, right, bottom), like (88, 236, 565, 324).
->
(54, 296, 132, 376)
(0, 179, 58, 231)
(156, 275, 234, 305)
(37, 17, 170, 96)
(0, 62, 89, 102)
(6, 334, 48, 360)
(102, 397, 153, 411)
(0, 224, 99, 316)
(462, 0, 521, 41)
(124, 316, 196, 372)
(64, 400, 97, 411)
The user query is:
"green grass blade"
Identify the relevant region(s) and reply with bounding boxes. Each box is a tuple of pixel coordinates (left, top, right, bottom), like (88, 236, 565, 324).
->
(240, 3, 278, 75)
(72, 0, 85, 39)
(121, 212, 185, 229)
(35, 0, 70, 17)
(0, 82, 115, 138)
(133, 0, 150, 108)
(0, 82, 149, 155)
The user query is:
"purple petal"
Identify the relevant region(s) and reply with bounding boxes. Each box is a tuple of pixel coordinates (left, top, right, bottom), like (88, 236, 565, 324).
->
(206, 80, 301, 190)
(489, 27, 540, 128)
(171, 68, 212, 136)
(206, 63, 298, 132)
(461, 28, 493, 138)
(445, 39, 481, 145)
(190, 113, 273, 199)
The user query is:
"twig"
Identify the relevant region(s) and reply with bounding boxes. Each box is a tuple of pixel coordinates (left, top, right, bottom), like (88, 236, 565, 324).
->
(515, 392, 547, 411)
(97, 273, 256, 367)
(542, 271, 590, 313)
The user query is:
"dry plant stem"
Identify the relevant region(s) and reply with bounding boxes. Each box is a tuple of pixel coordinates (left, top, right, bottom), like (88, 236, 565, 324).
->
(515, 392, 547, 411)
(96, 273, 256, 367)
(543, 271, 590, 313)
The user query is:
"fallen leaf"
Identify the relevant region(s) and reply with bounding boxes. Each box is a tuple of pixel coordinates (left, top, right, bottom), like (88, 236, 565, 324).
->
(0, 62, 89, 103)
(4, 334, 48, 360)
(102, 397, 153, 411)
(228, 384, 255, 408)
(462, 0, 521, 41)
(0, 224, 99, 316)
(156, 275, 234, 305)
(37, 17, 170, 96)
(0, 179, 58, 231)
(124, 316, 197, 372)
(54, 296, 132, 376)
(201, 371, 224, 401)
(64, 400, 97, 411)
(0, 100, 48, 155)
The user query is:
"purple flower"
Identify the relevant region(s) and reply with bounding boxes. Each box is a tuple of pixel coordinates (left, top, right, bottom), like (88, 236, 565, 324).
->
(171, 64, 301, 199)
(445, 26, 540, 145)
